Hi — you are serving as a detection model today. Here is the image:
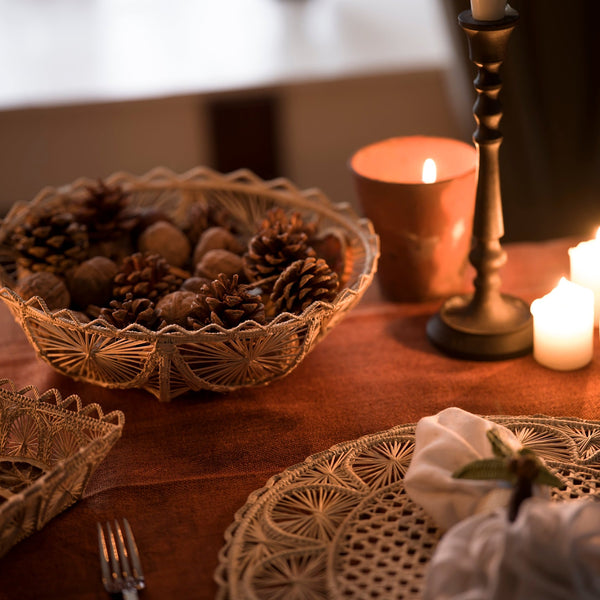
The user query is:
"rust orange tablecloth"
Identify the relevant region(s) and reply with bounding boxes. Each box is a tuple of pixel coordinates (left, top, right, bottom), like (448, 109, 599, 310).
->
(1, 237, 598, 600)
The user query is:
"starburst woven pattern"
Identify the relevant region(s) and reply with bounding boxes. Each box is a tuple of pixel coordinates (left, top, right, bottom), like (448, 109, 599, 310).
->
(0, 167, 379, 401)
(0, 379, 124, 558)
(216, 415, 600, 600)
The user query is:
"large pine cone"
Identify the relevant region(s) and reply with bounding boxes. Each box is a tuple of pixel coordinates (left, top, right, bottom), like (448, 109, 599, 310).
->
(72, 180, 137, 243)
(112, 252, 183, 302)
(189, 273, 266, 329)
(244, 208, 316, 282)
(99, 293, 158, 329)
(270, 257, 339, 315)
(10, 208, 89, 276)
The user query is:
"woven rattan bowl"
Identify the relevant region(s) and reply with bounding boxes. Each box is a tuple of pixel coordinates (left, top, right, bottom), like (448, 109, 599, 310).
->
(0, 167, 379, 401)
(0, 380, 124, 557)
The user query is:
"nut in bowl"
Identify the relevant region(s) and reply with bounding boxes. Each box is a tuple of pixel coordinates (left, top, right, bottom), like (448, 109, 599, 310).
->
(0, 167, 379, 401)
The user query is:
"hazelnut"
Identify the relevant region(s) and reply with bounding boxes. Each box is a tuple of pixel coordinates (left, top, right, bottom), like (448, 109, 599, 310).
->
(16, 271, 71, 310)
(122, 205, 170, 232)
(15, 265, 34, 282)
(88, 239, 135, 263)
(138, 221, 191, 268)
(194, 249, 244, 280)
(311, 228, 347, 279)
(181, 277, 211, 293)
(156, 291, 197, 328)
(193, 227, 244, 266)
(69, 256, 118, 309)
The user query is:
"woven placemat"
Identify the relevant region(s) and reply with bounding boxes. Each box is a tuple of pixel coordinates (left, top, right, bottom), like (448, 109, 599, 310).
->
(215, 415, 600, 599)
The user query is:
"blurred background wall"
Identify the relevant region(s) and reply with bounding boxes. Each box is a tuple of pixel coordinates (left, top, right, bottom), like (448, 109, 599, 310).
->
(0, 69, 464, 212)
(446, 0, 600, 241)
(1, 0, 598, 242)
(0, 0, 468, 216)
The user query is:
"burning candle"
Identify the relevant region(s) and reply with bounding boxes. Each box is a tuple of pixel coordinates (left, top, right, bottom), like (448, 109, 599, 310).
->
(530, 278, 594, 371)
(569, 227, 600, 326)
(470, 0, 507, 20)
(349, 136, 477, 302)
(422, 158, 437, 184)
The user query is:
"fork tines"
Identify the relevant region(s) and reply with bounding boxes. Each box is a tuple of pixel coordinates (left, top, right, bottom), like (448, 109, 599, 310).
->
(97, 518, 145, 596)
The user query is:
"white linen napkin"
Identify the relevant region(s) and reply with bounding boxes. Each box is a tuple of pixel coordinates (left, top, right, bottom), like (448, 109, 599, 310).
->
(423, 497, 600, 600)
(404, 407, 523, 530)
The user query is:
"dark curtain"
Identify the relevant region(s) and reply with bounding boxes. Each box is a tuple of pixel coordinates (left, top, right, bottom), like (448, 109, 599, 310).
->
(444, 0, 600, 241)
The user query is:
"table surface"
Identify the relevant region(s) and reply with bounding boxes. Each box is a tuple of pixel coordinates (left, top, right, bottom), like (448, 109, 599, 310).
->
(1, 236, 598, 600)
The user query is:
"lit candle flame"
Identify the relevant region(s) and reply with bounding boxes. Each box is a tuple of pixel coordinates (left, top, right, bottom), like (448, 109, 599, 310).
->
(422, 158, 437, 184)
(596, 227, 600, 241)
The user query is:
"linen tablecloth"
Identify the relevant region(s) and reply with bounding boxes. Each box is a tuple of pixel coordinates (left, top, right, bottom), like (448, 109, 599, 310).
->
(1, 237, 598, 600)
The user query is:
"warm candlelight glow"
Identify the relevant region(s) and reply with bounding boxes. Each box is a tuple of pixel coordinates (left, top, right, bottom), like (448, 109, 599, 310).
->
(530, 277, 594, 371)
(568, 226, 600, 326)
(349, 136, 477, 301)
(422, 158, 437, 184)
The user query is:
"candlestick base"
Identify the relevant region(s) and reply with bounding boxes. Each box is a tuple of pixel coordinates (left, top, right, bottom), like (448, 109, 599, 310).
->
(426, 294, 532, 360)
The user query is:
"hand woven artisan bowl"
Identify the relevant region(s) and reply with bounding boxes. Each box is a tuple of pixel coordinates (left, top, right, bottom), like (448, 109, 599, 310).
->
(0, 380, 124, 557)
(0, 167, 379, 401)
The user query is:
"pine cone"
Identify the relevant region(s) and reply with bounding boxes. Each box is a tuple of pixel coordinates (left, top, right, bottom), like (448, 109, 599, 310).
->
(10, 208, 89, 276)
(72, 179, 138, 243)
(270, 257, 339, 315)
(244, 208, 316, 282)
(189, 273, 266, 329)
(99, 293, 158, 329)
(112, 252, 183, 302)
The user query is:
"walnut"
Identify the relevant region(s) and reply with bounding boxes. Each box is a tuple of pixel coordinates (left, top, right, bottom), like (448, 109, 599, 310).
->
(69, 256, 118, 309)
(156, 291, 197, 328)
(194, 249, 244, 280)
(181, 276, 212, 293)
(16, 271, 71, 310)
(192, 226, 244, 266)
(138, 221, 191, 268)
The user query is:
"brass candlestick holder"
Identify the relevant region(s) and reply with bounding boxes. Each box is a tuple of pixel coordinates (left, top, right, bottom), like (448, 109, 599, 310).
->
(426, 6, 533, 359)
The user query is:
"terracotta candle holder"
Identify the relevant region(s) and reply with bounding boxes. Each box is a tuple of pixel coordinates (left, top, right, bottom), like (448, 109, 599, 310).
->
(350, 135, 477, 302)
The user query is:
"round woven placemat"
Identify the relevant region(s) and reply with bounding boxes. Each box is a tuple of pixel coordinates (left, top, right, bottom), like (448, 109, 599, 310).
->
(215, 415, 600, 599)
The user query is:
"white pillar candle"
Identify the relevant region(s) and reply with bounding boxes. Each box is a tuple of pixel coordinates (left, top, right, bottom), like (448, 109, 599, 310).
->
(470, 0, 507, 20)
(569, 227, 600, 326)
(530, 278, 594, 371)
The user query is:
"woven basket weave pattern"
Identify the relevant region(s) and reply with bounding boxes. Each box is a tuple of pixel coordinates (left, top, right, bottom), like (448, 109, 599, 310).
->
(216, 415, 600, 600)
(0, 167, 379, 401)
(0, 380, 124, 558)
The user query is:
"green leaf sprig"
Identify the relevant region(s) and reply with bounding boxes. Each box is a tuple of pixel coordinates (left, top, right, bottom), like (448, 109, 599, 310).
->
(453, 428, 566, 521)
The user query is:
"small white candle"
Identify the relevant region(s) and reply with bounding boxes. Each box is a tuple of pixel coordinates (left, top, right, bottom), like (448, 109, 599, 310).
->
(530, 278, 594, 371)
(569, 227, 600, 326)
(470, 0, 507, 20)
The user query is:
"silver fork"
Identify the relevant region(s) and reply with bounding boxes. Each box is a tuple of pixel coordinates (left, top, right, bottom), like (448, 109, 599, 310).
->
(97, 518, 146, 599)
